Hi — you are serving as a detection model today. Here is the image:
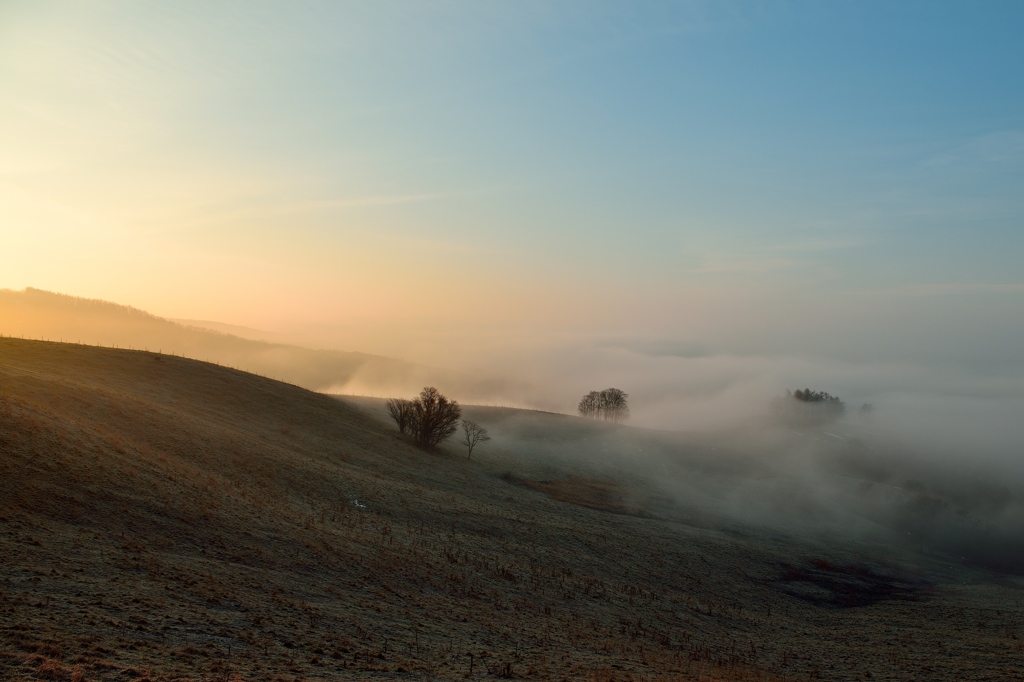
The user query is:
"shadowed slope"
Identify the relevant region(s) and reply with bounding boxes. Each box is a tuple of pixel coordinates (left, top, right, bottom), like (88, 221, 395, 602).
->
(0, 339, 1021, 681)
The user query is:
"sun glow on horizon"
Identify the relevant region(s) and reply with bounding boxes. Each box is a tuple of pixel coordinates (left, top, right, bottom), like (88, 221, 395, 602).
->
(1, 1, 1022, 376)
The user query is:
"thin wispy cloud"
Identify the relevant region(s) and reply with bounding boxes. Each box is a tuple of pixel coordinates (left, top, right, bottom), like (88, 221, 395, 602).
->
(192, 191, 453, 221)
(898, 282, 1024, 297)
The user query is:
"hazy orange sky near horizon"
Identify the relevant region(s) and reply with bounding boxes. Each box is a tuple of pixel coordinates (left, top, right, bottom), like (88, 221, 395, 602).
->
(2, 1, 1023, 378)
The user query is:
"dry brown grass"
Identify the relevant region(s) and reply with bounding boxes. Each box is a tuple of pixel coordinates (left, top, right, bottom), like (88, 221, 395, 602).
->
(1, 338, 1022, 681)
(513, 477, 647, 517)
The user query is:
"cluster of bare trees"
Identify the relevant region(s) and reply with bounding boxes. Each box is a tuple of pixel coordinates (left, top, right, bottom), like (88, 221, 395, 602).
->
(791, 388, 844, 408)
(386, 387, 462, 449)
(577, 388, 629, 423)
(386, 387, 491, 458)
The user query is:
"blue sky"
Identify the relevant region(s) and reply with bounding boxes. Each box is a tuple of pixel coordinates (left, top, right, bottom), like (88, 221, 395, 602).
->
(1, 1, 1023, 373)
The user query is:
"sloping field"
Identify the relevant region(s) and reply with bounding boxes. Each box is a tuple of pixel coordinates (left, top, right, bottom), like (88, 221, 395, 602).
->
(0, 338, 1021, 681)
(0, 288, 425, 394)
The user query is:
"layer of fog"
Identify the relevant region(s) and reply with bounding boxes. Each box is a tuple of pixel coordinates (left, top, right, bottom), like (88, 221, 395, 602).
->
(364, 337, 1024, 574)
(453, 399, 1024, 575)
(364, 336, 1024, 477)
(6, 287, 1024, 573)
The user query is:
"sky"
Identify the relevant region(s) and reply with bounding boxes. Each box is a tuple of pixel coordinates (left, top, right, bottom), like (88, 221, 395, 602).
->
(2, 1, 1023, 416)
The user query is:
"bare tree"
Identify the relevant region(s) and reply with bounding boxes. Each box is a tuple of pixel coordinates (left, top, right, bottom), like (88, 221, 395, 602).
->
(385, 398, 414, 434)
(410, 387, 462, 449)
(577, 388, 629, 423)
(460, 420, 491, 459)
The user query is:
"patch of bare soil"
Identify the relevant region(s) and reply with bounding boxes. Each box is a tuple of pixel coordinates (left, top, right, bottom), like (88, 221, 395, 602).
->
(506, 475, 650, 517)
(775, 559, 932, 608)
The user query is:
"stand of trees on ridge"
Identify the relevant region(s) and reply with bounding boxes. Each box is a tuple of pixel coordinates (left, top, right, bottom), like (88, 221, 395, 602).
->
(771, 387, 845, 426)
(386, 387, 462, 449)
(577, 388, 629, 423)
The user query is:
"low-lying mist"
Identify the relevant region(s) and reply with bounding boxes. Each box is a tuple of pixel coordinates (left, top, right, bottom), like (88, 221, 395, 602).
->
(455, 401, 1024, 576)
(427, 337, 1024, 576)
(6, 286, 1023, 573)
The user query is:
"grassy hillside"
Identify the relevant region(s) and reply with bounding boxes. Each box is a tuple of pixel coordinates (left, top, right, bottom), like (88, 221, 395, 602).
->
(0, 339, 1021, 681)
(0, 288, 429, 394)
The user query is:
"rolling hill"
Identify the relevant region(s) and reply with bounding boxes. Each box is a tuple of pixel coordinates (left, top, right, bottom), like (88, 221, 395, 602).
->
(1, 338, 1021, 681)
(0, 288, 435, 396)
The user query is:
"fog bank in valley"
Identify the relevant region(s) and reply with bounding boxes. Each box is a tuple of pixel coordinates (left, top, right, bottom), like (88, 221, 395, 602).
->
(398, 323, 1024, 574)
(5, 286, 1024, 572)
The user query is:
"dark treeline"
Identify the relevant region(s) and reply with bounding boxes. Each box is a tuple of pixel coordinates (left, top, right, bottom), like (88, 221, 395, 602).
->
(577, 388, 629, 423)
(771, 388, 845, 426)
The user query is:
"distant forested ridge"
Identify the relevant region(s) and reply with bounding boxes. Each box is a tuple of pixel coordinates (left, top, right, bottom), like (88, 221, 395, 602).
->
(771, 388, 845, 426)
